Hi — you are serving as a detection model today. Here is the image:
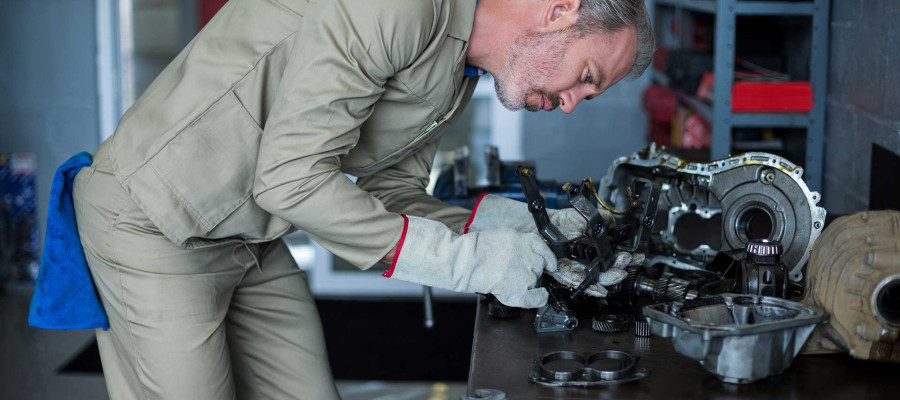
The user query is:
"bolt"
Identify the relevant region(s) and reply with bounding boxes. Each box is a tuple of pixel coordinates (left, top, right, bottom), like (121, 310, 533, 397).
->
(531, 199, 543, 210)
(644, 215, 654, 228)
(762, 170, 776, 184)
(814, 221, 822, 229)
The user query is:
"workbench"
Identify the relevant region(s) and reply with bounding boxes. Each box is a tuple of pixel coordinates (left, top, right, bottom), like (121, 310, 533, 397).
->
(466, 300, 900, 399)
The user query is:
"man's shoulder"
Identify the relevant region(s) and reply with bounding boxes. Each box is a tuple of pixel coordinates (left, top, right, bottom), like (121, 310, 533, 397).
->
(337, 0, 442, 19)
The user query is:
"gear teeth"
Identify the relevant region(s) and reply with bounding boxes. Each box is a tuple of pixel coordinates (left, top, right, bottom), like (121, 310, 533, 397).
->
(592, 314, 630, 333)
(634, 318, 651, 337)
(653, 273, 690, 303)
(623, 267, 639, 288)
(488, 299, 522, 319)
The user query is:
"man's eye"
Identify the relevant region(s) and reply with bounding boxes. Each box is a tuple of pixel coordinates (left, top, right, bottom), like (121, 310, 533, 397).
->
(585, 71, 593, 84)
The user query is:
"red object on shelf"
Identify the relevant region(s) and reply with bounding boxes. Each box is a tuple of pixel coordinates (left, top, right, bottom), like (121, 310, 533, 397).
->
(731, 81, 813, 113)
(642, 84, 676, 147)
(643, 84, 677, 123)
(696, 72, 715, 101)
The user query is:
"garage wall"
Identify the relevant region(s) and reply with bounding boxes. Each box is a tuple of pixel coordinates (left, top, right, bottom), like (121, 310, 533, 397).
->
(823, 0, 900, 214)
(0, 0, 102, 245)
(522, 76, 651, 183)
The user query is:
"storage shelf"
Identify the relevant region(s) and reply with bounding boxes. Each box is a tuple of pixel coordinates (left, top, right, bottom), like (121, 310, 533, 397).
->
(652, 70, 811, 128)
(655, 0, 817, 16)
(649, 0, 829, 192)
(655, 0, 717, 14)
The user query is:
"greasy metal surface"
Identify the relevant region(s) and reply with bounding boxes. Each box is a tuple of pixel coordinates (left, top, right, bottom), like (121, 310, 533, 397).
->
(643, 295, 826, 384)
(467, 301, 900, 399)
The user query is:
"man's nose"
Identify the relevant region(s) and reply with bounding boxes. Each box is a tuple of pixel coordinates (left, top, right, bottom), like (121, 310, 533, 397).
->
(559, 89, 586, 114)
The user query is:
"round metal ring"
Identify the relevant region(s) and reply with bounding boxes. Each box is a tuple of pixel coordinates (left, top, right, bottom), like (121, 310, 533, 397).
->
(535, 351, 586, 382)
(584, 350, 638, 381)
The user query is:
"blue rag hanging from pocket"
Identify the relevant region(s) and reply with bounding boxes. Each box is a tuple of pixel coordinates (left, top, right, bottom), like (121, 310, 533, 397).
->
(28, 152, 109, 330)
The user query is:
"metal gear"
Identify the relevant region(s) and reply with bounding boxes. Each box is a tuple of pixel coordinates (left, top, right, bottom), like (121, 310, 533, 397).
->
(653, 273, 690, 303)
(592, 314, 630, 333)
(746, 238, 783, 264)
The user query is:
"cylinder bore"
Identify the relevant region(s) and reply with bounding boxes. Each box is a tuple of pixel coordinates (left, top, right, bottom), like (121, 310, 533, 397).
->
(876, 277, 900, 326)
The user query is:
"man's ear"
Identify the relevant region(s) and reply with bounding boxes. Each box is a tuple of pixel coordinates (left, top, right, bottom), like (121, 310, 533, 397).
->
(539, 0, 581, 32)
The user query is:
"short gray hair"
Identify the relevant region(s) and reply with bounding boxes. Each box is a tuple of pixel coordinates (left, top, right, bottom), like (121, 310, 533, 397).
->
(572, 0, 655, 80)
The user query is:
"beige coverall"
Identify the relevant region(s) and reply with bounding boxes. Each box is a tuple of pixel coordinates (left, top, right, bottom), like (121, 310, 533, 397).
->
(74, 0, 479, 398)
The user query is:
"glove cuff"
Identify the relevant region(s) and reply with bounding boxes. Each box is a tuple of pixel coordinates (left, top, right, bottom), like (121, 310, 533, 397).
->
(463, 193, 490, 234)
(381, 214, 409, 278)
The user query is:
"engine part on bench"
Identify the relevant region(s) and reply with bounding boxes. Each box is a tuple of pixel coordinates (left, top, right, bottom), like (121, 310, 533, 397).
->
(599, 144, 826, 283)
(634, 317, 652, 337)
(481, 294, 522, 320)
(461, 389, 507, 400)
(528, 350, 649, 387)
(607, 268, 698, 307)
(518, 168, 620, 299)
(517, 166, 662, 300)
(488, 300, 522, 320)
(800, 211, 900, 362)
(534, 292, 579, 333)
(735, 239, 788, 298)
(644, 294, 826, 384)
(592, 314, 630, 333)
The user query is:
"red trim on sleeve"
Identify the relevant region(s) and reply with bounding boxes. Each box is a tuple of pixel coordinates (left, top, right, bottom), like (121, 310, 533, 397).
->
(382, 214, 409, 278)
(463, 193, 490, 234)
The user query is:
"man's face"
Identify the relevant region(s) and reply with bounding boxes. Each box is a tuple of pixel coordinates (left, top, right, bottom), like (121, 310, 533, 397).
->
(494, 27, 638, 114)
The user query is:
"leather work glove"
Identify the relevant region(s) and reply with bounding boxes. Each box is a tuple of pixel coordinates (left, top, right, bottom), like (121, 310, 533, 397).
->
(464, 194, 614, 237)
(549, 252, 645, 297)
(384, 216, 557, 308)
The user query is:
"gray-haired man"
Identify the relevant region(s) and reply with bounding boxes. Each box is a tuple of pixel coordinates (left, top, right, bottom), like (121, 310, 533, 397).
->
(74, 0, 653, 398)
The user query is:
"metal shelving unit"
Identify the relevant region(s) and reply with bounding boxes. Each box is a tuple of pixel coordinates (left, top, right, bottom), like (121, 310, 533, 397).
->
(650, 0, 830, 192)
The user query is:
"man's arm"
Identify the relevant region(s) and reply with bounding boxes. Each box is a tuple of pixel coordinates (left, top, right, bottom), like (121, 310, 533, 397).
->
(356, 139, 473, 233)
(253, 0, 437, 269)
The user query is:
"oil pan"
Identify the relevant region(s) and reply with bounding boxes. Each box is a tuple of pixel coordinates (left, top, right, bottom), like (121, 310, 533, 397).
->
(644, 294, 826, 384)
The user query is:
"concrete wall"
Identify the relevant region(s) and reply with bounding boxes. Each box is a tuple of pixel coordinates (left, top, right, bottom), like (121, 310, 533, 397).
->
(823, 0, 900, 214)
(0, 0, 102, 245)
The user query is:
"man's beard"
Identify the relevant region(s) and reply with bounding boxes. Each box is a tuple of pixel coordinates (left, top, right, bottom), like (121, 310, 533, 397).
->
(494, 29, 575, 111)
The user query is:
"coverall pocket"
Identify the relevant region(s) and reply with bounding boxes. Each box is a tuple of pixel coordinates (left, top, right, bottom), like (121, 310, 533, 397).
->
(121, 271, 218, 323)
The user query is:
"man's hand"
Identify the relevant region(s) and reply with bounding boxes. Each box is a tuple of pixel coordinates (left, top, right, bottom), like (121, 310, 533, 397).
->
(465, 194, 613, 237)
(383, 216, 557, 308)
(547, 252, 645, 297)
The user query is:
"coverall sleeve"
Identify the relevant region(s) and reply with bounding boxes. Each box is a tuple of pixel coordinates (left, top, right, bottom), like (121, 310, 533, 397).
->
(356, 139, 473, 232)
(252, 0, 437, 269)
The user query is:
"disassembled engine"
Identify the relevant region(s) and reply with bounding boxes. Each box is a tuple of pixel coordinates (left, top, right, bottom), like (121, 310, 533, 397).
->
(599, 144, 826, 283)
(441, 145, 899, 387)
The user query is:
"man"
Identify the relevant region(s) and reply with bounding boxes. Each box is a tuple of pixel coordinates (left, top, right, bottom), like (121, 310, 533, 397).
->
(73, 0, 653, 398)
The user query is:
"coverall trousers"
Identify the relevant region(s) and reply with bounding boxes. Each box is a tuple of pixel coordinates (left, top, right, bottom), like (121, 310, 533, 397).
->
(73, 153, 341, 400)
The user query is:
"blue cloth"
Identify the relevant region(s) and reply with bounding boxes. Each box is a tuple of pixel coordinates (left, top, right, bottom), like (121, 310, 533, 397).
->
(28, 152, 109, 330)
